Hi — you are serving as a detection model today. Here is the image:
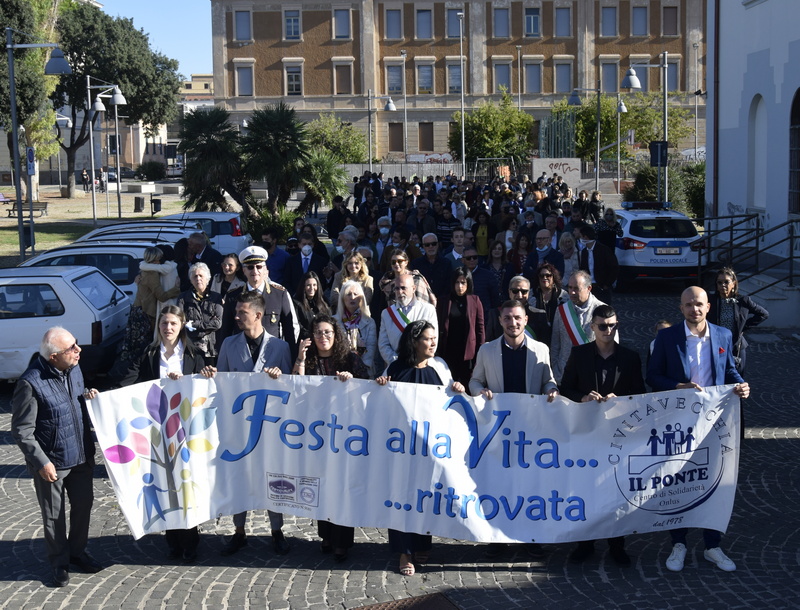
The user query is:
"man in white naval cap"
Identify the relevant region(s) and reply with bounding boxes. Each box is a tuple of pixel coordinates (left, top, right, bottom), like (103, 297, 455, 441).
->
(220, 246, 300, 357)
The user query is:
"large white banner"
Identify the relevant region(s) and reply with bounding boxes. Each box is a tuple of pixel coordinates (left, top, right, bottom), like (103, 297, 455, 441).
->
(88, 375, 740, 542)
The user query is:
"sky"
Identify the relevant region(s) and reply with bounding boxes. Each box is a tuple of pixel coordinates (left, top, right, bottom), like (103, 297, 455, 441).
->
(100, 0, 212, 78)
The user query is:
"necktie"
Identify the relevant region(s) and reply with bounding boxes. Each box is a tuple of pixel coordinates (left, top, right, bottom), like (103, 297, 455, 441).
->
(580, 248, 589, 271)
(303, 257, 309, 273)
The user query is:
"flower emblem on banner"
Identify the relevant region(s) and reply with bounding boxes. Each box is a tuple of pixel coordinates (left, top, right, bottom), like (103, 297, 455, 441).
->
(103, 384, 217, 527)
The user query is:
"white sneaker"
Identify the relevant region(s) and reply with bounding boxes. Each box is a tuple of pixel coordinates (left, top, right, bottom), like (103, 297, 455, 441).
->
(704, 547, 737, 572)
(666, 543, 687, 572)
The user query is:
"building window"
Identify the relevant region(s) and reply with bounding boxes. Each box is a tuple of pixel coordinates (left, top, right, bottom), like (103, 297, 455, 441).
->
(525, 63, 542, 93)
(333, 9, 351, 40)
(184, 83, 191, 89)
(631, 6, 648, 37)
(334, 63, 352, 95)
(525, 8, 541, 37)
(601, 7, 617, 37)
(555, 63, 572, 93)
(387, 64, 403, 95)
(416, 9, 432, 40)
(418, 123, 434, 152)
(386, 9, 402, 39)
(555, 7, 571, 37)
(285, 65, 302, 96)
(601, 62, 618, 93)
(447, 63, 462, 94)
(494, 63, 511, 93)
(494, 8, 510, 38)
(234, 10, 252, 41)
(663, 6, 678, 36)
(789, 91, 800, 213)
(417, 64, 433, 94)
(388, 123, 403, 153)
(447, 9, 461, 39)
(284, 9, 301, 41)
(235, 65, 254, 97)
(667, 61, 679, 92)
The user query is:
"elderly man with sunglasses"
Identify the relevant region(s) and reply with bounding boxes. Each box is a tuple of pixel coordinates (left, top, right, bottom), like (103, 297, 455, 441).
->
(11, 327, 103, 587)
(559, 304, 646, 567)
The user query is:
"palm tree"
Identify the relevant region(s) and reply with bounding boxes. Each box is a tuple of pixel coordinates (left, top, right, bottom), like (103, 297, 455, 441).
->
(297, 149, 350, 216)
(178, 107, 256, 218)
(240, 102, 309, 215)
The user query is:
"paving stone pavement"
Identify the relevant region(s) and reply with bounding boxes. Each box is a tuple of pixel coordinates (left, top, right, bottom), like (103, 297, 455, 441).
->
(1, 286, 799, 610)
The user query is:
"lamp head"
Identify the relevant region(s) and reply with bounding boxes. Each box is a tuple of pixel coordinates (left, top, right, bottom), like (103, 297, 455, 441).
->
(44, 48, 72, 75)
(109, 86, 127, 106)
(91, 96, 106, 113)
(384, 98, 397, 112)
(567, 90, 582, 106)
(621, 68, 641, 90)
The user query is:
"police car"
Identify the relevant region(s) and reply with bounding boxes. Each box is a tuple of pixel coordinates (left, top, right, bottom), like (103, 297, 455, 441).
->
(613, 202, 704, 285)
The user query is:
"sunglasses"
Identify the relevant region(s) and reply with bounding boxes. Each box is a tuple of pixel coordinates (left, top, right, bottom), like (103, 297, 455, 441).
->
(55, 342, 80, 355)
(463, 255, 478, 261)
(391, 259, 407, 265)
(539, 273, 553, 279)
(423, 242, 438, 247)
(510, 288, 529, 295)
(594, 322, 618, 331)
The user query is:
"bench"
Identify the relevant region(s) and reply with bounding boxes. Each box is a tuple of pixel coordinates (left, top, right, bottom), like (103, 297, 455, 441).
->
(6, 201, 48, 217)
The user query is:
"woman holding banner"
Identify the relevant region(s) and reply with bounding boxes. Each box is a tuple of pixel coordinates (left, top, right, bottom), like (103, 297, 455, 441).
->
(122, 305, 208, 562)
(376, 320, 465, 576)
(293, 314, 369, 562)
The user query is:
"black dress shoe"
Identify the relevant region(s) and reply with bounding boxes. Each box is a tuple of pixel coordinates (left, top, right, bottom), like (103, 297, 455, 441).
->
(69, 553, 103, 573)
(183, 549, 198, 563)
(569, 541, 595, 563)
(167, 547, 182, 560)
(609, 546, 632, 567)
(220, 532, 247, 556)
(52, 566, 69, 587)
(272, 530, 290, 555)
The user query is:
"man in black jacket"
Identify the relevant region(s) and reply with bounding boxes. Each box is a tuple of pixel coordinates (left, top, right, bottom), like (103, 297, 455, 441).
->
(11, 327, 103, 587)
(560, 304, 646, 567)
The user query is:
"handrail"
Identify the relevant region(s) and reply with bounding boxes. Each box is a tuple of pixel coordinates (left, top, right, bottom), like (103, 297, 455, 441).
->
(694, 213, 760, 279)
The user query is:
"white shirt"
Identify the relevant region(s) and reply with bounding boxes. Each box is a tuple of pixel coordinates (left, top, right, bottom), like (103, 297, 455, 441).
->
(684, 321, 713, 387)
(159, 340, 185, 379)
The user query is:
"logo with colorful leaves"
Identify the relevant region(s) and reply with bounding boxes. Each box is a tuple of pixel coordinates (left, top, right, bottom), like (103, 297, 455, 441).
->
(103, 384, 217, 528)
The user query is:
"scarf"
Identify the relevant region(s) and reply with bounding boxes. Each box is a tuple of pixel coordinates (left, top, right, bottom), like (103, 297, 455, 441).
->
(341, 307, 362, 330)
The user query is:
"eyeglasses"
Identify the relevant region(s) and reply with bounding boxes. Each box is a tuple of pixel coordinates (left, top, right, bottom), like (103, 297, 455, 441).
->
(391, 259, 407, 266)
(245, 264, 265, 271)
(539, 273, 553, 279)
(423, 242, 438, 247)
(510, 288, 529, 295)
(594, 322, 618, 331)
(313, 330, 334, 338)
(55, 342, 80, 355)
(463, 255, 478, 261)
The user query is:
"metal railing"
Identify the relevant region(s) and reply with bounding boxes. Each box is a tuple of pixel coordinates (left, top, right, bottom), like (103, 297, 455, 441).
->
(695, 212, 800, 294)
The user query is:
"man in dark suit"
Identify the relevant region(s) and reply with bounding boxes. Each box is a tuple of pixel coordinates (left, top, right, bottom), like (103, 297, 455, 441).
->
(484, 276, 550, 345)
(577, 225, 618, 304)
(285, 233, 329, 295)
(560, 304, 646, 567)
(647, 286, 750, 574)
(523, 229, 565, 282)
(187, 232, 223, 278)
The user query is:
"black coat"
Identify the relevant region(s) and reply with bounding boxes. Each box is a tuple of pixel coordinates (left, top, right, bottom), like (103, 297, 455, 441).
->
(708, 293, 769, 356)
(560, 342, 646, 402)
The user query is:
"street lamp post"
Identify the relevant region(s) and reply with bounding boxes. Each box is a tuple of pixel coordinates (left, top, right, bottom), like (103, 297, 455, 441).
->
(54, 113, 72, 191)
(616, 93, 627, 193)
(622, 51, 669, 201)
(568, 78, 602, 192)
(86, 77, 127, 225)
(367, 89, 396, 173)
(693, 42, 700, 161)
(400, 50, 408, 163)
(5, 27, 71, 261)
(516, 45, 522, 110)
(458, 12, 466, 179)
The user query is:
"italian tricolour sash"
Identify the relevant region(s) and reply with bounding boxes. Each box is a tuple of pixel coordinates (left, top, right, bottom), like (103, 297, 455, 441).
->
(387, 304, 411, 333)
(557, 301, 590, 346)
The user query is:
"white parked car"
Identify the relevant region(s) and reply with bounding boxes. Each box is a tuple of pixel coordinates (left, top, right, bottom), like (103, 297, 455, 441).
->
(614, 202, 704, 286)
(0, 266, 130, 381)
(20, 240, 165, 299)
(161, 212, 253, 254)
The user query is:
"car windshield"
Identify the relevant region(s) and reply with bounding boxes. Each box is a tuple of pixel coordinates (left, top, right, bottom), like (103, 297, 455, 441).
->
(629, 218, 698, 239)
(73, 271, 124, 309)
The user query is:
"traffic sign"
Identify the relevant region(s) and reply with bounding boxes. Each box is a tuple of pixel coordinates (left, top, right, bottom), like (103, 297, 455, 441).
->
(26, 147, 35, 175)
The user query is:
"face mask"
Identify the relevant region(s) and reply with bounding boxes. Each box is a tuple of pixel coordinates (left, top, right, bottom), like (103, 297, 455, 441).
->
(391, 242, 401, 248)
(379, 227, 390, 236)
(263, 242, 273, 250)
(301, 245, 313, 256)
(335, 245, 345, 254)
(536, 246, 549, 253)
(579, 239, 592, 247)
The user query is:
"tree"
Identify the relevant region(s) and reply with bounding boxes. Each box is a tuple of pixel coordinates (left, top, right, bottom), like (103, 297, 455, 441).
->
(550, 91, 694, 161)
(178, 107, 256, 219)
(306, 112, 368, 163)
(240, 102, 309, 215)
(448, 91, 535, 169)
(622, 160, 706, 217)
(51, 0, 182, 197)
(296, 149, 350, 216)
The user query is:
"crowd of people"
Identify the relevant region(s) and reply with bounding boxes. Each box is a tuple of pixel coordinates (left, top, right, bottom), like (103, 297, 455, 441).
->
(10, 170, 769, 586)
